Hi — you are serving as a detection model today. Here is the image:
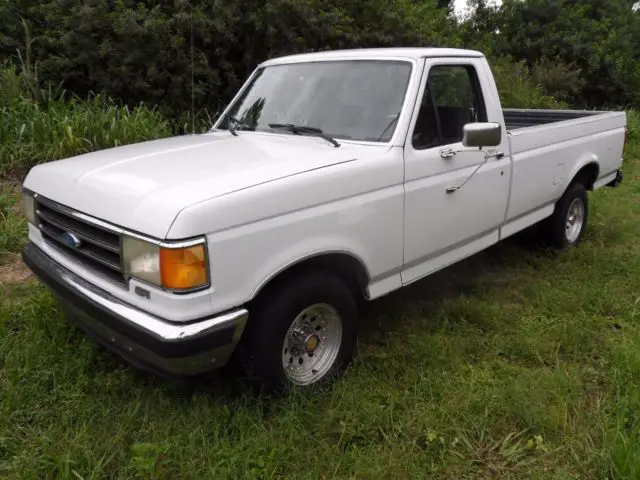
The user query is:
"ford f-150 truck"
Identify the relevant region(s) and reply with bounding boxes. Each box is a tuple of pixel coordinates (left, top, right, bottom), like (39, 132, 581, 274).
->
(21, 48, 627, 392)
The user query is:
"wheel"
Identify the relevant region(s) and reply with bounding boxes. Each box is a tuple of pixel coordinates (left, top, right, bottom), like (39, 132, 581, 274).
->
(238, 271, 358, 393)
(543, 181, 589, 249)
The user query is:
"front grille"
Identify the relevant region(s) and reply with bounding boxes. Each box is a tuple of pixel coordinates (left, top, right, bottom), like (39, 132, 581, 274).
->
(35, 197, 126, 286)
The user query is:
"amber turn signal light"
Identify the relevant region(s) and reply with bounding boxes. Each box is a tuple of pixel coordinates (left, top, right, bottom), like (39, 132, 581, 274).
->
(160, 244, 208, 290)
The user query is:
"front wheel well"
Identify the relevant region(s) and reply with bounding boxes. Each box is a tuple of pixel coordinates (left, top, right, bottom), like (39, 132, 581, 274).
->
(250, 253, 369, 306)
(571, 163, 599, 190)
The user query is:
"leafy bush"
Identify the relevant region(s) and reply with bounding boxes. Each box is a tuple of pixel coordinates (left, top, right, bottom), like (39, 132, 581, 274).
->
(0, 0, 458, 119)
(489, 57, 567, 109)
(478, 0, 640, 108)
(3, 0, 640, 116)
(0, 64, 172, 178)
(530, 57, 587, 102)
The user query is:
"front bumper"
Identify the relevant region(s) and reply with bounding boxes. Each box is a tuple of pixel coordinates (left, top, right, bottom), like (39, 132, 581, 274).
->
(22, 242, 248, 379)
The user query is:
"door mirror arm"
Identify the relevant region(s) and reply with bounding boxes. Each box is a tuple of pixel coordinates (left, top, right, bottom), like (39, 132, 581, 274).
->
(446, 154, 491, 193)
(444, 122, 506, 193)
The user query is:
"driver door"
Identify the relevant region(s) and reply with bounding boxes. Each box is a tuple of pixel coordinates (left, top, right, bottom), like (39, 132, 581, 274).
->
(402, 60, 511, 285)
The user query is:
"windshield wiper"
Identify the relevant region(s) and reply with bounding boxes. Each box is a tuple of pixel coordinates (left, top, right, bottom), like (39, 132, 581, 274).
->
(268, 123, 341, 148)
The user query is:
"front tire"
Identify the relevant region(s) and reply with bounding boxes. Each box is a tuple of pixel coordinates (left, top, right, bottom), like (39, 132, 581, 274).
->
(239, 271, 358, 393)
(544, 182, 589, 248)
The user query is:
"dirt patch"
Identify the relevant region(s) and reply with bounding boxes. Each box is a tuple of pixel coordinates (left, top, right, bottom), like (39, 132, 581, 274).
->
(10, 200, 23, 216)
(0, 257, 33, 284)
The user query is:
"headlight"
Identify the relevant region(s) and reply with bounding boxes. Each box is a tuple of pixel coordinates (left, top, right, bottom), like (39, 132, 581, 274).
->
(22, 191, 37, 225)
(123, 236, 209, 291)
(123, 236, 161, 286)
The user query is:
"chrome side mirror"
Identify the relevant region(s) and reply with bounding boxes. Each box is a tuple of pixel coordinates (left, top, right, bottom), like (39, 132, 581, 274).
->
(462, 122, 502, 148)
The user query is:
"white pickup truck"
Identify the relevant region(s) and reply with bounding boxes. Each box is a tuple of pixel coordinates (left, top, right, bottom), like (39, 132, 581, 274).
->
(21, 48, 626, 391)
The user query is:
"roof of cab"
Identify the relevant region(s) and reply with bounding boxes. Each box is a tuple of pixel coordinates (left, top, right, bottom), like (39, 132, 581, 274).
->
(261, 48, 484, 66)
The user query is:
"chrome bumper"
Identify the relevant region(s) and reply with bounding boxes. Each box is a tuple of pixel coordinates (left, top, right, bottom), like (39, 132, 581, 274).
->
(22, 242, 248, 378)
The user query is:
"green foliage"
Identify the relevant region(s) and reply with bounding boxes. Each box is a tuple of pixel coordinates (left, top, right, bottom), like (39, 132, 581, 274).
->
(2, 0, 639, 118)
(3, 0, 637, 116)
(626, 109, 640, 142)
(602, 328, 640, 479)
(607, 423, 640, 479)
(489, 57, 567, 109)
(530, 57, 587, 102)
(466, 0, 640, 108)
(0, 0, 459, 120)
(0, 63, 171, 178)
(0, 185, 26, 258)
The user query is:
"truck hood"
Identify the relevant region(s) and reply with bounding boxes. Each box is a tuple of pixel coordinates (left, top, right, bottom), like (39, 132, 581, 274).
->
(24, 132, 376, 238)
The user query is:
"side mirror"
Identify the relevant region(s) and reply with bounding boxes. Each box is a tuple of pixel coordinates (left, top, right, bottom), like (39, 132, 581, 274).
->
(462, 122, 502, 148)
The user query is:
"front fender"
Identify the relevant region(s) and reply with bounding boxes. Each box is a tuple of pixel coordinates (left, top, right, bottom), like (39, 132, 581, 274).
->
(249, 245, 370, 300)
(198, 193, 404, 313)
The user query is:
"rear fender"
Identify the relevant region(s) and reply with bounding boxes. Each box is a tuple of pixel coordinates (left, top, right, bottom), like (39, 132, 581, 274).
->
(565, 154, 599, 191)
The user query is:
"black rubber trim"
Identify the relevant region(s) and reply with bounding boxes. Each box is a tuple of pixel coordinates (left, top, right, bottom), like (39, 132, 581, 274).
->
(21, 243, 235, 359)
(606, 169, 623, 188)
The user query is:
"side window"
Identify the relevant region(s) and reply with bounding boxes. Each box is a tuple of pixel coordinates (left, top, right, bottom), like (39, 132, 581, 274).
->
(412, 65, 487, 150)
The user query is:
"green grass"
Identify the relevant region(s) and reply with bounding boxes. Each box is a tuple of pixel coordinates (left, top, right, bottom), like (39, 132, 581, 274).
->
(1, 107, 639, 478)
(0, 184, 26, 259)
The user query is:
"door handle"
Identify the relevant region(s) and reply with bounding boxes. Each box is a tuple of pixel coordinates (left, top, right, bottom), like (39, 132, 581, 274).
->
(485, 151, 505, 160)
(440, 148, 455, 159)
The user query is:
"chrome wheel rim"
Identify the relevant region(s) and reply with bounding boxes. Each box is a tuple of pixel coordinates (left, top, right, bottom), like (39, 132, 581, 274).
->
(282, 303, 342, 386)
(565, 198, 585, 243)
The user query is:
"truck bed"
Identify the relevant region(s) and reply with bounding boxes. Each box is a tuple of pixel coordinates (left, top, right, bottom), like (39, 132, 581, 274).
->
(503, 107, 626, 230)
(503, 108, 605, 130)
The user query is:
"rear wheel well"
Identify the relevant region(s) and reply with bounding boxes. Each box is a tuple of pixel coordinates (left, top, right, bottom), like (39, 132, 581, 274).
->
(251, 253, 369, 306)
(571, 163, 599, 190)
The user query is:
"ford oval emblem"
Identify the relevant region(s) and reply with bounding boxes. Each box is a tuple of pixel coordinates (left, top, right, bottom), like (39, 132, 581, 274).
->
(61, 231, 82, 249)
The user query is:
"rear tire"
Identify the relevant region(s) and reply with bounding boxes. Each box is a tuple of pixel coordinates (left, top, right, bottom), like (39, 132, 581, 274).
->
(543, 182, 589, 249)
(238, 271, 358, 394)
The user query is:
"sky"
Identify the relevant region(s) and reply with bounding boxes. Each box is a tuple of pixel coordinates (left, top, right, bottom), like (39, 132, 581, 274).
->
(453, 0, 637, 18)
(453, 0, 503, 18)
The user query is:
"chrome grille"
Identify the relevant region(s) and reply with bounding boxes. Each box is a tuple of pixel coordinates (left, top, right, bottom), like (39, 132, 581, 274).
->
(35, 197, 125, 286)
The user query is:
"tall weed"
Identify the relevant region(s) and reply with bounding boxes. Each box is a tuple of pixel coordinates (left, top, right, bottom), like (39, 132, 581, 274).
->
(626, 109, 639, 142)
(0, 186, 26, 259)
(0, 64, 171, 178)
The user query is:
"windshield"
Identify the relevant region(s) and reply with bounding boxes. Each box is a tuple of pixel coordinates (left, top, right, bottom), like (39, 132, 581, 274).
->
(216, 60, 413, 143)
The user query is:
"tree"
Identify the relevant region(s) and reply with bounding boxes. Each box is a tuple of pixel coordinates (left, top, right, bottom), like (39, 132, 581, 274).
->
(0, 0, 461, 119)
(435, 0, 455, 13)
(491, 0, 640, 107)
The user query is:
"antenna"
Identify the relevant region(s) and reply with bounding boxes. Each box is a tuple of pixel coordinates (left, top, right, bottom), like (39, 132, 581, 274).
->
(190, 10, 195, 134)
